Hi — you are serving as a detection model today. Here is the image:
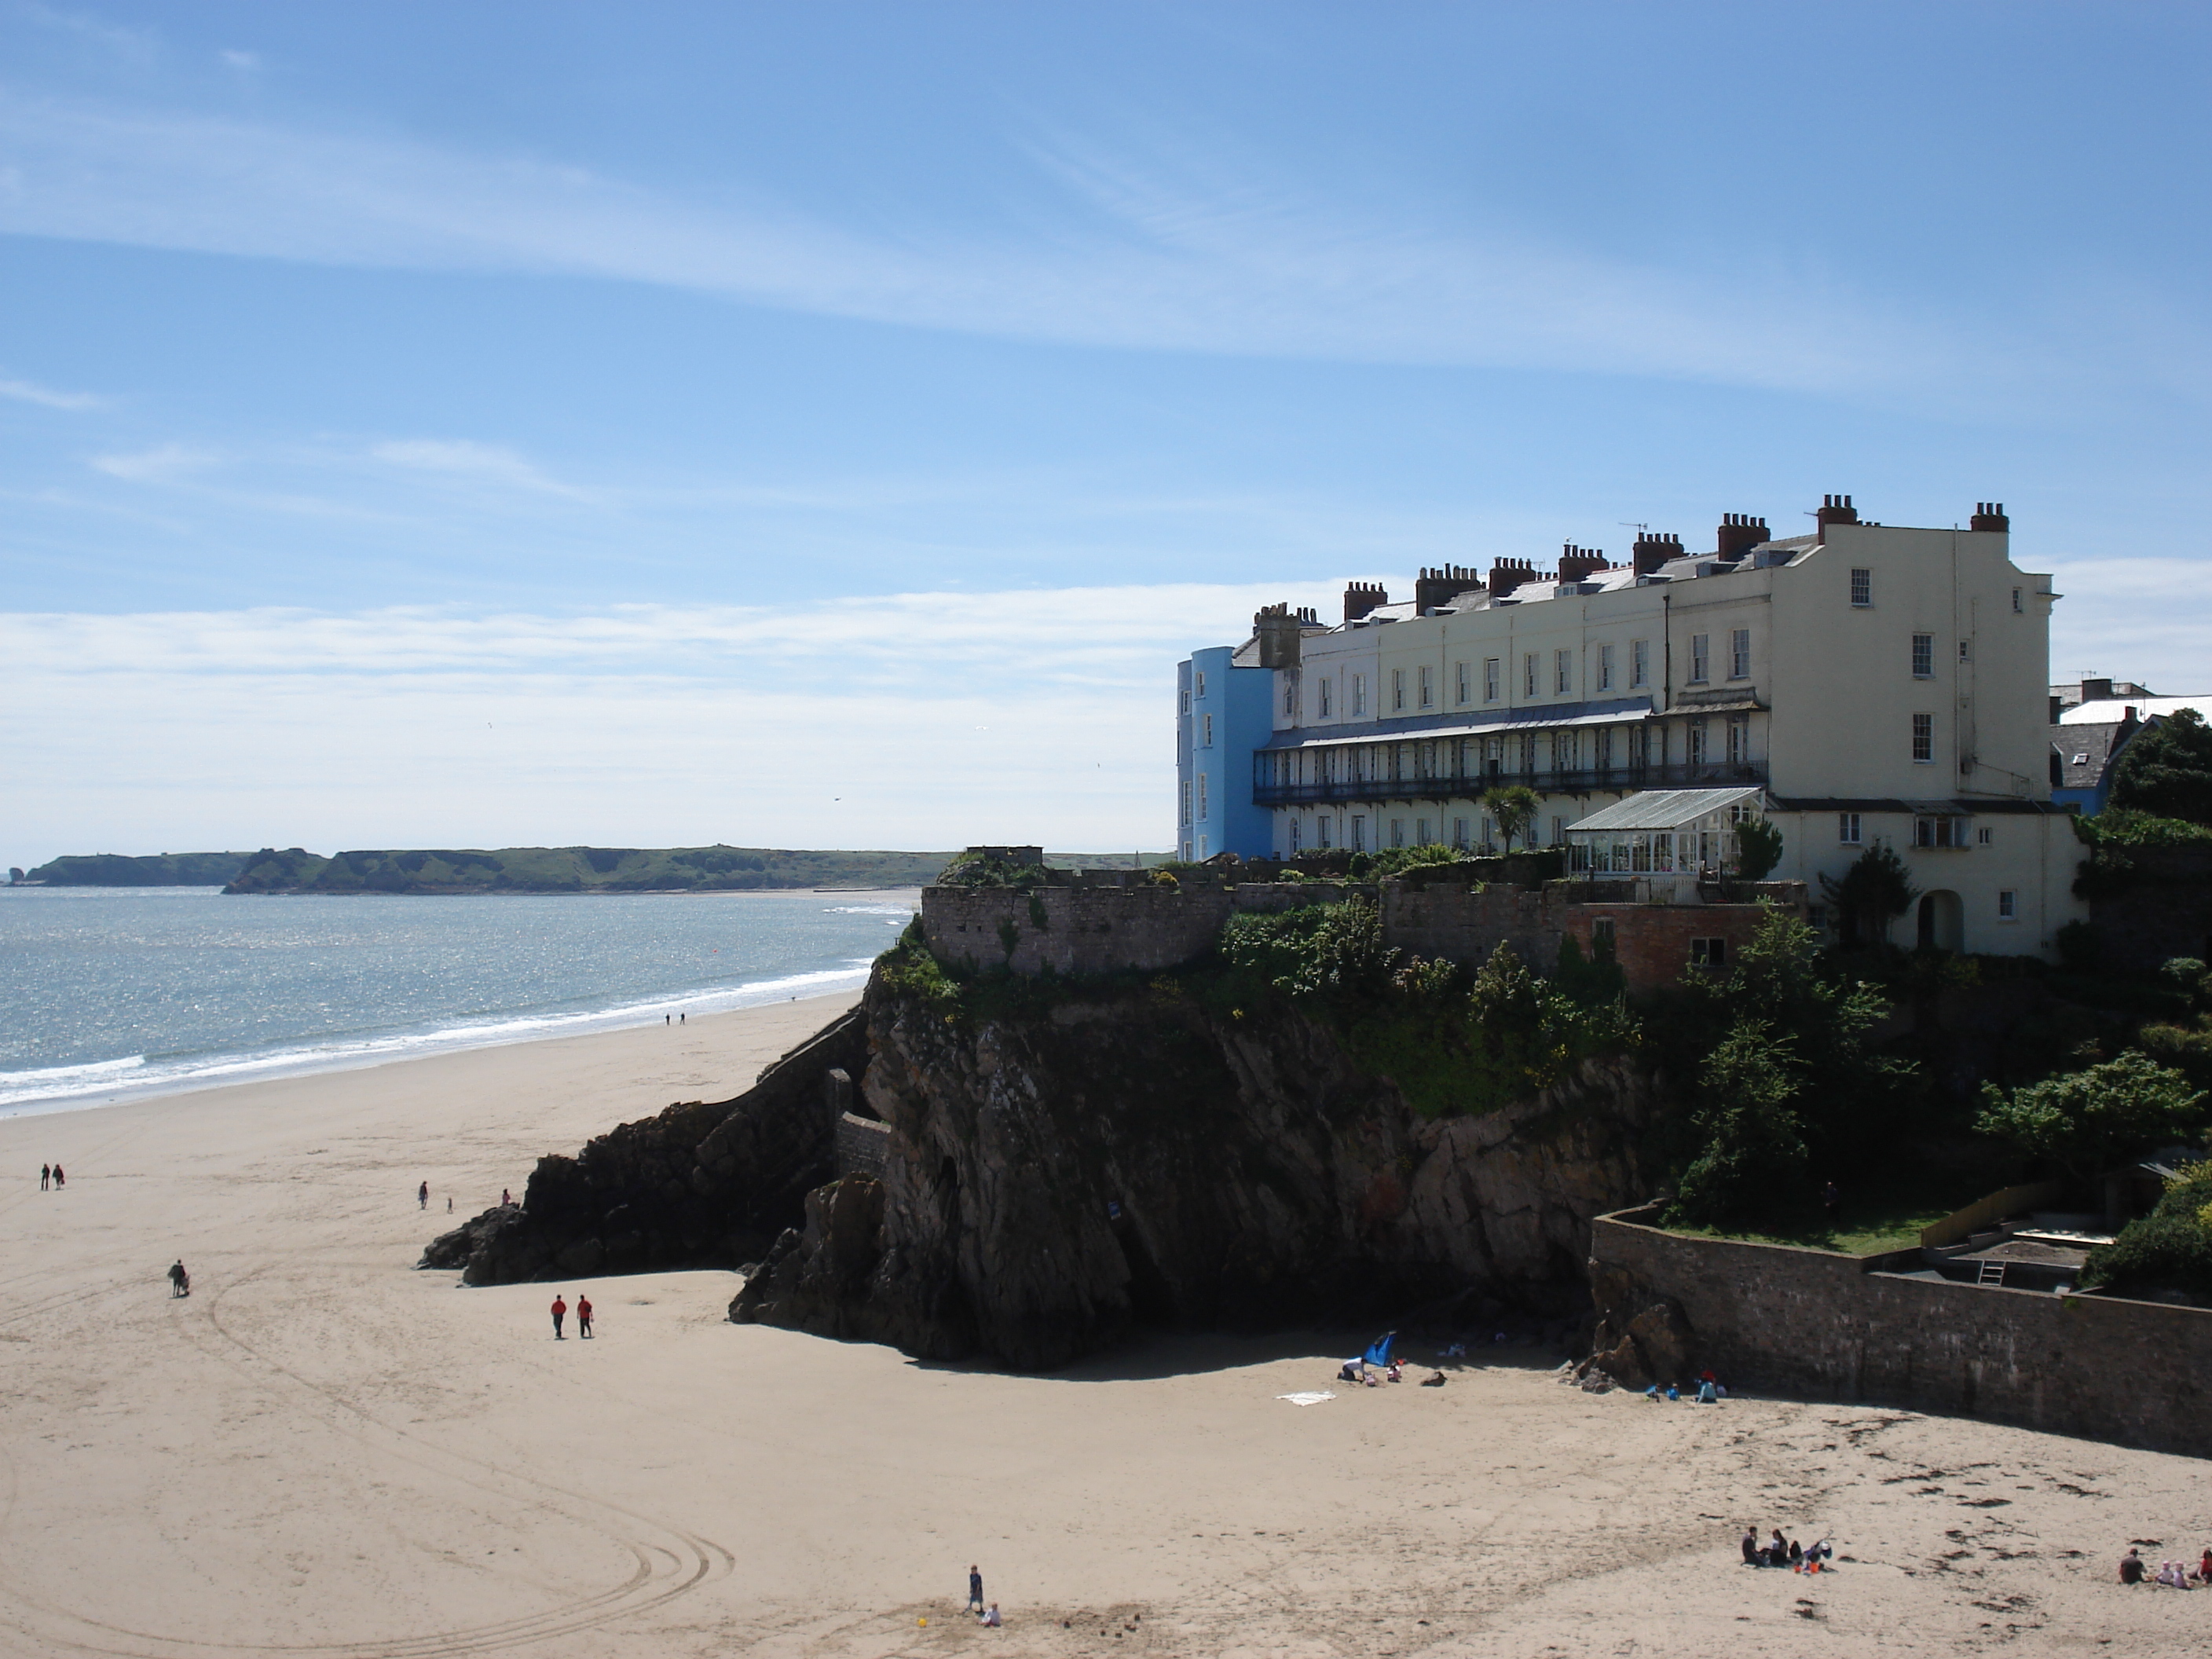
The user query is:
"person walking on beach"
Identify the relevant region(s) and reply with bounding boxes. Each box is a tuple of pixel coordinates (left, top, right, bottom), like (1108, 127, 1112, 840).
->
(40, 1163, 49, 1191)
(167, 1260, 190, 1298)
(418, 1181, 428, 1210)
(967, 1566, 984, 1614)
(577, 1293, 594, 1339)
(52, 1163, 64, 1188)
(551, 1295, 568, 1339)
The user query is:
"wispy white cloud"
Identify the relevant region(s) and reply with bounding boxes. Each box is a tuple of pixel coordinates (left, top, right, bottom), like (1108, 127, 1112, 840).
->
(2045, 557, 2212, 693)
(0, 372, 104, 410)
(87, 441, 218, 481)
(15, 1, 153, 59)
(218, 49, 259, 72)
(0, 583, 1324, 855)
(0, 89, 1990, 401)
(369, 438, 591, 500)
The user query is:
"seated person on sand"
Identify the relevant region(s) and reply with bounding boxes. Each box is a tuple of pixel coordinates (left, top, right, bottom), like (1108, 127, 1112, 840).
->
(2198, 1548, 2212, 1584)
(1766, 1530, 1789, 1567)
(1741, 1529, 1760, 1566)
(979, 1603, 1002, 1626)
(1697, 1377, 1718, 1404)
(2119, 1548, 2145, 1584)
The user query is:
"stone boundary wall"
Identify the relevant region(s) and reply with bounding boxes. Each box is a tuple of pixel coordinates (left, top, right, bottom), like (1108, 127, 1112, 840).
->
(921, 882, 1374, 976)
(1590, 1205, 2212, 1455)
(924, 880, 1800, 989)
(835, 1111, 890, 1178)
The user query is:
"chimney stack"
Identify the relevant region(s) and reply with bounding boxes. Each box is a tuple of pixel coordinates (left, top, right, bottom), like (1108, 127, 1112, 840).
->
(1716, 513, 1770, 562)
(1413, 563, 1485, 613)
(1556, 544, 1609, 585)
(1970, 501, 2009, 533)
(1631, 531, 1683, 576)
(1815, 493, 1859, 537)
(1342, 582, 1388, 623)
(1487, 557, 1536, 597)
(1252, 602, 1305, 668)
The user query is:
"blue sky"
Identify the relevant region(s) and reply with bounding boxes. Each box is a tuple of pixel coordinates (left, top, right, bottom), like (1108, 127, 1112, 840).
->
(3, 2, 2207, 861)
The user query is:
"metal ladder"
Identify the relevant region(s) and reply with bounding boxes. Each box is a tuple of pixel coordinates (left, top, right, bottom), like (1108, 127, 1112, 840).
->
(1976, 1259, 2007, 1287)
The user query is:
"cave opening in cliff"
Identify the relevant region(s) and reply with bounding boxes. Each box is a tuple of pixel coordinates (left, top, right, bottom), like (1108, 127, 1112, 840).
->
(1110, 1211, 1178, 1328)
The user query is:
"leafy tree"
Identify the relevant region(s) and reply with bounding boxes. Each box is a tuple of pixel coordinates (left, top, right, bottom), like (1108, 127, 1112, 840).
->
(1668, 1020, 1811, 1226)
(1819, 842, 1918, 947)
(2111, 708, 2212, 825)
(1657, 907, 1916, 1201)
(1974, 1050, 2208, 1181)
(1733, 818, 1785, 882)
(1481, 784, 1540, 853)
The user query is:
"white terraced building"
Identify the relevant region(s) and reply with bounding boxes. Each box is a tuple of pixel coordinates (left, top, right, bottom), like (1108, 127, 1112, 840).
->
(1240, 497, 2089, 957)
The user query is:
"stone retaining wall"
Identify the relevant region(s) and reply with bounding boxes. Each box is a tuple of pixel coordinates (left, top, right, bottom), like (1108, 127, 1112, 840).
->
(1589, 1205, 2212, 1454)
(923, 880, 1802, 990)
(835, 1111, 891, 1178)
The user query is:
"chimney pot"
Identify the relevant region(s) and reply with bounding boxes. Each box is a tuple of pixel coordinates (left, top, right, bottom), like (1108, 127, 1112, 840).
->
(1969, 500, 2010, 533)
(1716, 513, 1770, 561)
(1342, 581, 1389, 624)
(1815, 493, 1861, 536)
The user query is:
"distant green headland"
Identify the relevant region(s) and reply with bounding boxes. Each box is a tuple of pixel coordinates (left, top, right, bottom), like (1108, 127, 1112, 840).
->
(16, 851, 258, 887)
(11, 845, 1167, 894)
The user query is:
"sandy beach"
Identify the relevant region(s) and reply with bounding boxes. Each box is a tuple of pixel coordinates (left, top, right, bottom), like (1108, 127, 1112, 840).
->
(2, 991, 2205, 1659)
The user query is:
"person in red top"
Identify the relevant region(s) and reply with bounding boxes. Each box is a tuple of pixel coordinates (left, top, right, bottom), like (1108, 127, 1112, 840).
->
(551, 1295, 567, 1339)
(577, 1294, 594, 1339)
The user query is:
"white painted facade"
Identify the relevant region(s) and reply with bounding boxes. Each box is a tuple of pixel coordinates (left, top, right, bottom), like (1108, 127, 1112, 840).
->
(1255, 504, 2089, 957)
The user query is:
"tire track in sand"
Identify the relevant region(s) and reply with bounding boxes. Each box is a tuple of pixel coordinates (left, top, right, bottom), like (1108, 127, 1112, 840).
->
(0, 1265, 733, 1659)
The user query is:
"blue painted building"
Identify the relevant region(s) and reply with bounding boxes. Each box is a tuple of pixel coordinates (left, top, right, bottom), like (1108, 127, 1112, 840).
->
(1174, 642, 1276, 861)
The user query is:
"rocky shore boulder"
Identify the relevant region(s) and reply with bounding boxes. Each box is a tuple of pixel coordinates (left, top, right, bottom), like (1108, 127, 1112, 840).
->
(415, 1009, 869, 1284)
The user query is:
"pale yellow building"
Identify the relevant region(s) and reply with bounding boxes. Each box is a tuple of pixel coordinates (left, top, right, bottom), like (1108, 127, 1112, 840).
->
(1254, 498, 2087, 957)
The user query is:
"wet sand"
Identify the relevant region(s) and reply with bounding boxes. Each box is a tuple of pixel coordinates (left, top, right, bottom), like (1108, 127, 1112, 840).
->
(0, 991, 2204, 1657)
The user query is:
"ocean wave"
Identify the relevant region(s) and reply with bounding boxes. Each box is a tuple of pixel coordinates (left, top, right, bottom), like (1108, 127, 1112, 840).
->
(0, 961, 876, 1117)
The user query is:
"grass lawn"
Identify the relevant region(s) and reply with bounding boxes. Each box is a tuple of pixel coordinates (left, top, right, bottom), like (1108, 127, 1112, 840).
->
(1661, 1192, 1972, 1258)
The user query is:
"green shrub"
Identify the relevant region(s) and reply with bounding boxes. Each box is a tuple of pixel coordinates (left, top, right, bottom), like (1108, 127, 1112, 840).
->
(1219, 900, 1395, 999)
(2082, 1162, 2212, 1296)
(2079, 808, 2212, 848)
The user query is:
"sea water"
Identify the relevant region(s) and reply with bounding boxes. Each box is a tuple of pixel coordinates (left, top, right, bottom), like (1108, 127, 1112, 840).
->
(0, 885, 917, 1116)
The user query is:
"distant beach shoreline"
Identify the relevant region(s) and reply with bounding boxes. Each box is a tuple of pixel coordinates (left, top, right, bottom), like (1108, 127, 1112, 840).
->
(0, 887, 917, 1120)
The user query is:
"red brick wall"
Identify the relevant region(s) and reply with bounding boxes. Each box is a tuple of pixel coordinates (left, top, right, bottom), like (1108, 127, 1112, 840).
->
(1558, 903, 1783, 993)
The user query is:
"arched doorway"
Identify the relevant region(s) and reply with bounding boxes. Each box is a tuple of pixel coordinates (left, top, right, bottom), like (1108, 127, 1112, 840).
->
(1916, 890, 1964, 953)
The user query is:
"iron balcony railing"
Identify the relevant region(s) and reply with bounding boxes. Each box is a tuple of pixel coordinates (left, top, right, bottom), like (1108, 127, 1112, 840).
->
(1250, 760, 1767, 806)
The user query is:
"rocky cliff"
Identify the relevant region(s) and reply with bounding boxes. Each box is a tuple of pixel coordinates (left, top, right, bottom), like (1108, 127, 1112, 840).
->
(425, 969, 1659, 1371)
(418, 1010, 867, 1284)
(731, 974, 1657, 1368)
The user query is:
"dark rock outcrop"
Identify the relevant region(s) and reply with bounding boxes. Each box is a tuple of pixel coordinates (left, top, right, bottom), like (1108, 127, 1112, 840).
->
(416, 1010, 869, 1284)
(731, 977, 1657, 1369)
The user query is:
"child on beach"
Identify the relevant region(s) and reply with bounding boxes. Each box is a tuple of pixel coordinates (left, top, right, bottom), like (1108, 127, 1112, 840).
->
(968, 1566, 984, 1613)
(979, 1604, 1001, 1627)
